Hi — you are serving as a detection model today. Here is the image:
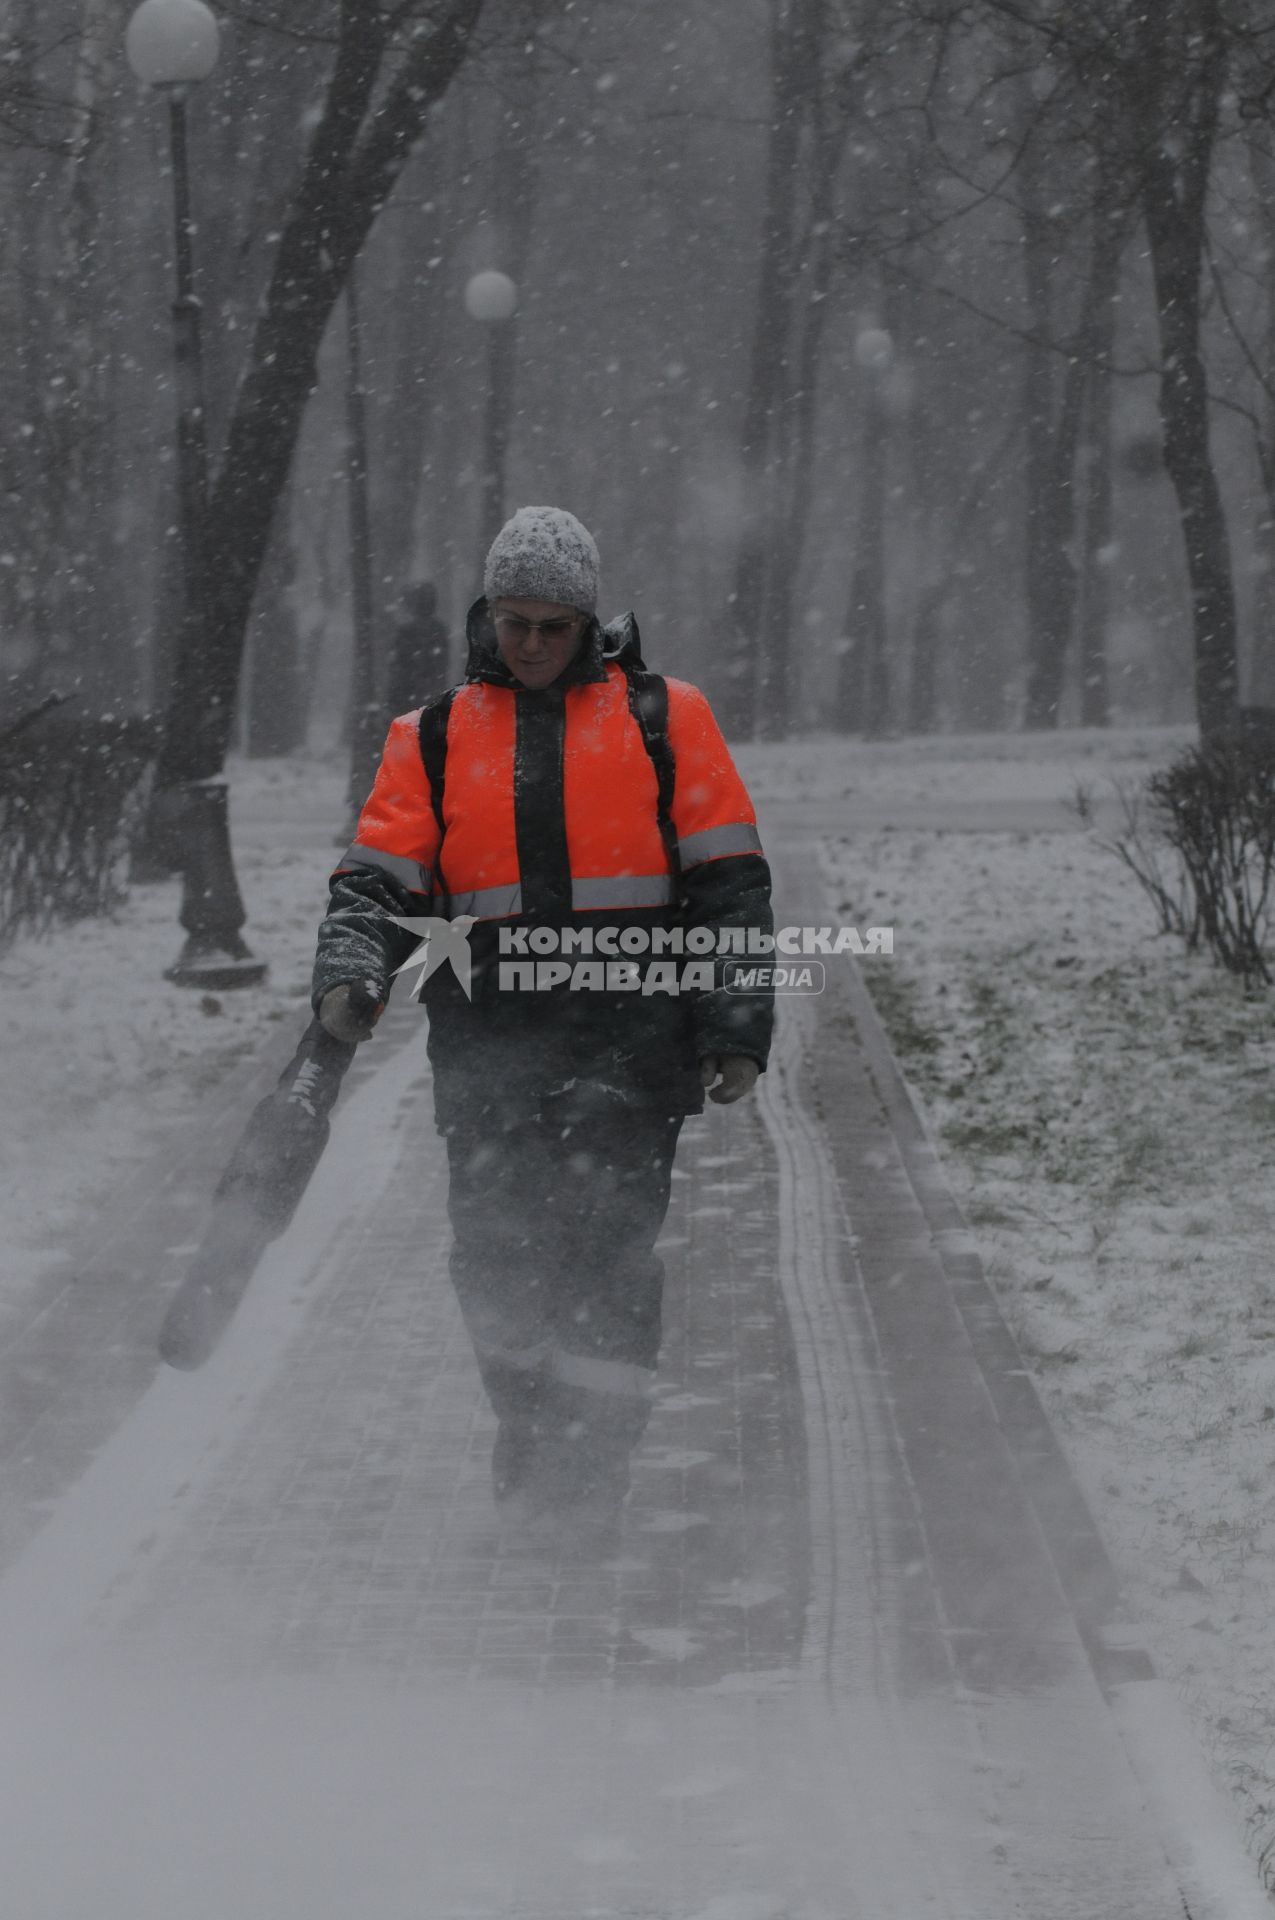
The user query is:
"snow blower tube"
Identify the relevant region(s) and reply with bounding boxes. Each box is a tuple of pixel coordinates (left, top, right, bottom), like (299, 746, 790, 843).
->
(158, 1018, 358, 1371)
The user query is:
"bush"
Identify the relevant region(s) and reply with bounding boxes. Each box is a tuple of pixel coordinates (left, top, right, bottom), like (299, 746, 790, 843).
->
(1097, 720, 1275, 988)
(0, 698, 159, 949)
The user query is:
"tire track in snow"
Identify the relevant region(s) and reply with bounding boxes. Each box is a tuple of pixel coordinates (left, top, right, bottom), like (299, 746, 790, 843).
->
(757, 981, 1003, 1920)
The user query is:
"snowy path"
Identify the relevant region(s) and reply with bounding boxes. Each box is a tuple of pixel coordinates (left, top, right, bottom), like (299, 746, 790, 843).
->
(0, 831, 1263, 1916)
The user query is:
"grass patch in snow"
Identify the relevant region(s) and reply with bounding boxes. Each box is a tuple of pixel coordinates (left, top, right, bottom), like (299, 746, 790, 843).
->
(809, 727, 1275, 1881)
(856, 956, 943, 1086)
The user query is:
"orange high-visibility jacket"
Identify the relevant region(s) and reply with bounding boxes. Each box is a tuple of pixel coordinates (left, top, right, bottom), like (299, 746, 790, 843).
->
(339, 664, 761, 921)
(314, 608, 774, 1071)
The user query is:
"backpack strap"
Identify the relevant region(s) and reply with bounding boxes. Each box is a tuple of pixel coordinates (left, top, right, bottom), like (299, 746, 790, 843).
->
(622, 664, 681, 886)
(417, 673, 680, 902)
(417, 688, 457, 901)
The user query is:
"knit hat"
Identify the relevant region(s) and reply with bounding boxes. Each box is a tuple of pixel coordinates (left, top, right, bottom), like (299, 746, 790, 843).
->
(483, 506, 600, 614)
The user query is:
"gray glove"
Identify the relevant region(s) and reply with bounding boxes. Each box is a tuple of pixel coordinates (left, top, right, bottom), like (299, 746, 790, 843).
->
(699, 1054, 761, 1105)
(318, 979, 385, 1045)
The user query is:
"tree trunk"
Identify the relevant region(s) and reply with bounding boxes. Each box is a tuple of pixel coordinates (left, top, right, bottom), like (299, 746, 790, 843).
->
(245, 502, 305, 758)
(1144, 211, 1239, 737)
(1077, 212, 1121, 728)
(0, 0, 124, 700)
(345, 273, 383, 816)
(478, 46, 542, 554)
(1019, 134, 1085, 730)
(759, 71, 854, 741)
(907, 590, 942, 734)
(153, 0, 486, 792)
(906, 419, 1019, 735)
(1246, 135, 1275, 707)
(374, 192, 449, 600)
(1133, 5, 1238, 740)
(862, 370, 892, 737)
(757, 230, 829, 740)
(6, 0, 52, 669)
(1252, 458, 1275, 710)
(57, 0, 120, 703)
(838, 368, 889, 736)
(725, 0, 826, 739)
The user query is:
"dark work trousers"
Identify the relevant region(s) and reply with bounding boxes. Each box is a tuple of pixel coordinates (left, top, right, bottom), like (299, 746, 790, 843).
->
(440, 1079, 684, 1511)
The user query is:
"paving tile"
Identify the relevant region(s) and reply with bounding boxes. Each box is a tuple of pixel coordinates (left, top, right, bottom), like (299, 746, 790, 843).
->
(94, 1078, 807, 1693)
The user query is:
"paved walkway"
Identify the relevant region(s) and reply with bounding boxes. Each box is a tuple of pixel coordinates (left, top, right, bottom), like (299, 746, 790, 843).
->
(0, 835, 1264, 1919)
(0, 1021, 307, 1579)
(91, 1064, 808, 1694)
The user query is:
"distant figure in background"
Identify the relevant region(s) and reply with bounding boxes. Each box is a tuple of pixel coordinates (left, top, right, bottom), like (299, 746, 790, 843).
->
(386, 582, 451, 715)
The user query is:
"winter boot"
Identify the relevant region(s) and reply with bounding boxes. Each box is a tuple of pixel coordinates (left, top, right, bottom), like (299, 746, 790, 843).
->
(491, 1420, 551, 1525)
(529, 1419, 632, 1558)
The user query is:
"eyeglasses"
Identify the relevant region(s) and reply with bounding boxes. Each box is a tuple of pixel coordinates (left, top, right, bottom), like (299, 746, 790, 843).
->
(493, 612, 582, 642)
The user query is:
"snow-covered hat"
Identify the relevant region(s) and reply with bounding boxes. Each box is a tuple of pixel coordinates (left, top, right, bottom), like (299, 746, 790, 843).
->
(483, 506, 600, 615)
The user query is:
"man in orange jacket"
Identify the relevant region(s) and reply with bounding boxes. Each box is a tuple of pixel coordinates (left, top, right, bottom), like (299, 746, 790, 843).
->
(312, 507, 773, 1545)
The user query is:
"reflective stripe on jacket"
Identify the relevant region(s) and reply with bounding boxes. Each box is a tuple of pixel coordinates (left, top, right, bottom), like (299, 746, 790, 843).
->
(313, 604, 775, 1080)
(335, 663, 762, 922)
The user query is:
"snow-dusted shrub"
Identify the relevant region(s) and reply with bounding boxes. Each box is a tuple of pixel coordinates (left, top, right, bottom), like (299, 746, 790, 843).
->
(1097, 728, 1275, 988)
(1087, 777, 1199, 949)
(0, 702, 158, 948)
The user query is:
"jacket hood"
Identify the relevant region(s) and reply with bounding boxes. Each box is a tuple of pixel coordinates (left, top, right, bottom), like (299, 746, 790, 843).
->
(463, 597, 647, 688)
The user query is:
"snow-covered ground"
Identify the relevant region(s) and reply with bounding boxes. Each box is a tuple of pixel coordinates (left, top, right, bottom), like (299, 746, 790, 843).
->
(796, 725, 1275, 1886)
(4, 724, 1275, 1891)
(0, 756, 347, 1321)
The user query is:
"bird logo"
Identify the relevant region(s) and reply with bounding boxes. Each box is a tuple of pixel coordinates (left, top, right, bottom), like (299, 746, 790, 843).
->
(387, 914, 477, 1001)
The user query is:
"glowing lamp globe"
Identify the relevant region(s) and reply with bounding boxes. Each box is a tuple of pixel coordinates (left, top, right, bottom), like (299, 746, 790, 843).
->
(854, 327, 895, 373)
(125, 0, 221, 86)
(464, 270, 518, 323)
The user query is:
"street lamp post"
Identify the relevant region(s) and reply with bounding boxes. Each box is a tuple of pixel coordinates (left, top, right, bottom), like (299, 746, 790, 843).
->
(464, 270, 518, 552)
(127, 0, 266, 990)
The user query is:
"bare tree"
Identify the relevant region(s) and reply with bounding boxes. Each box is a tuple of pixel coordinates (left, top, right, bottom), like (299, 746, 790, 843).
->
(724, 0, 830, 739)
(0, 0, 124, 692)
(972, 0, 1259, 737)
(1129, 0, 1240, 738)
(152, 0, 491, 794)
(1245, 129, 1275, 705)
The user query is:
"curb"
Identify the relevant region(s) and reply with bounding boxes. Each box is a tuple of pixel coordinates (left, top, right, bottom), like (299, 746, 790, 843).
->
(837, 945, 1273, 1919)
(837, 948, 1141, 1679)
